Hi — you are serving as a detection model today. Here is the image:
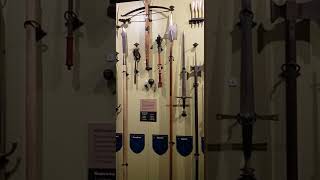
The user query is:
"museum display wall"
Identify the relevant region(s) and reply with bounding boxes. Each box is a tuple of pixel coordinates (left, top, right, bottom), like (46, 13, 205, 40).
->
(116, 1, 204, 180)
(0, 0, 319, 179)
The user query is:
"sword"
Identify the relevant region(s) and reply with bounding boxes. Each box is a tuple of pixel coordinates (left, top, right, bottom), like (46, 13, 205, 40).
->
(176, 32, 191, 117)
(215, 1, 278, 179)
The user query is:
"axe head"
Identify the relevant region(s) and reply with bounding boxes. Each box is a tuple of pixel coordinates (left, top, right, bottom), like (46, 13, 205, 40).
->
(271, 1, 286, 23)
(298, 0, 320, 20)
(257, 20, 310, 53)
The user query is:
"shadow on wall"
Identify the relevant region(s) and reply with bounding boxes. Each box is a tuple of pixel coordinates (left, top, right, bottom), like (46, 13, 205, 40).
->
(80, 0, 115, 48)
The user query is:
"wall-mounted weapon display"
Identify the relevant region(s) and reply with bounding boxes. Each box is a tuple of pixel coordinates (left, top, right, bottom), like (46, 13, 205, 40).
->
(215, 0, 278, 179)
(64, 0, 84, 70)
(133, 43, 141, 84)
(155, 35, 164, 88)
(115, 1, 205, 180)
(189, 0, 204, 27)
(176, 32, 191, 117)
(120, 4, 174, 72)
(258, 1, 320, 180)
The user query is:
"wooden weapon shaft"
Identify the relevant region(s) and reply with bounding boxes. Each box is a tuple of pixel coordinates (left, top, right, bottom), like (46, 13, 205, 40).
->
(158, 50, 163, 87)
(122, 55, 128, 180)
(285, 1, 298, 179)
(0, 6, 5, 180)
(193, 46, 200, 180)
(26, 0, 42, 179)
(169, 41, 174, 180)
(66, 0, 74, 70)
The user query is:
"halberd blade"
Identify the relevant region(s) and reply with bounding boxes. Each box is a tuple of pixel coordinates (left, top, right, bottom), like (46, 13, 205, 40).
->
(298, 0, 320, 19)
(257, 20, 310, 53)
(271, 1, 286, 23)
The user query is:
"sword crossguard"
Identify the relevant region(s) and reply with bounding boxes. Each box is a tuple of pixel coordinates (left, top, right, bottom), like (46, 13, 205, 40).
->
(217, 113, 279, 123)
(256, 114, 279, 121)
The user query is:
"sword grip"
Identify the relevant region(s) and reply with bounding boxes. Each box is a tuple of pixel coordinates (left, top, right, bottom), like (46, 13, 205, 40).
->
(66, 35, 74, 70)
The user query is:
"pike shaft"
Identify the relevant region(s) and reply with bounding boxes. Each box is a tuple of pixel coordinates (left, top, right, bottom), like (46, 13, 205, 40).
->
(122, 55, 129, 180)
(285, 2, 298, 179)
(169, 42, 174, 180)
(26, 0, 42, 179)
(0, 7, 5, 180)
(158, 52, 163, 87)
(193, 46, 200, 180)
(66, 0, 74, 70)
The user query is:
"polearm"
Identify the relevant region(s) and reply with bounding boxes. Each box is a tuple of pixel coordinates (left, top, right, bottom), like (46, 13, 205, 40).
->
(167, 9, 177, 180)
(133, 43, 141, 85)
(188, 43, 202, 180)
(216, 0, 278, 179)
(176, 32, 191, 117)
(65, 0, 84, 70)
(258, 1, 320, 179)
(311, 73, 320, 180)
(25, 0, 45, 179)
(144, 0, 152, 71)
(156, 35, 163, 88)
(121, 26, 129, 180)
(0, 6, 20, 180)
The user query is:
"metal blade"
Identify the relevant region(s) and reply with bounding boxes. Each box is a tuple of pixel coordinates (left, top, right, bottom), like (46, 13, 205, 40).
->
(257, 20, 310, 53)
(298, 0, 320, 20)
(270, 1, 286, 23)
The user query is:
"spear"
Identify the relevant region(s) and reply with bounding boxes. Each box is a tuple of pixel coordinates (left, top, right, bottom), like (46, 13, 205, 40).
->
(65, 0, 84, 70)
(120, 26, 129, 180)
(167, 9, 177, 180)
(156, 35, 163, 88)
